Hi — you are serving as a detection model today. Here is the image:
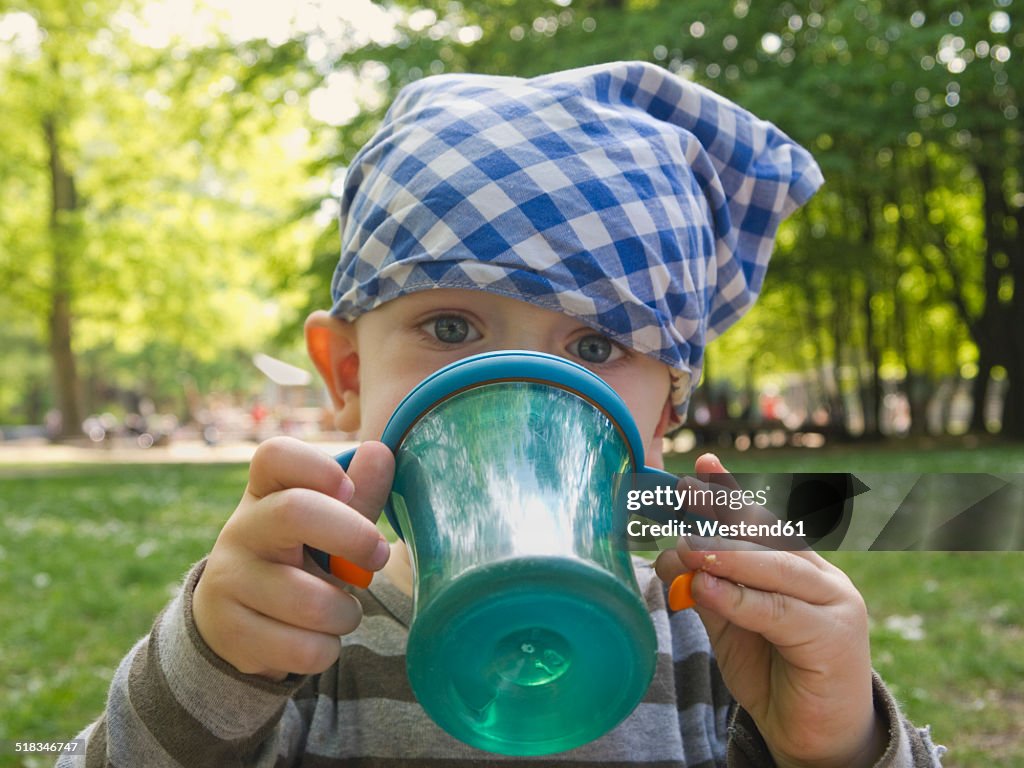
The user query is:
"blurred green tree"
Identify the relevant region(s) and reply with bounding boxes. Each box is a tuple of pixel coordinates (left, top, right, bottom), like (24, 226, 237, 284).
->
(2, 0, 1020, 440)
(0, 0, 320, 432)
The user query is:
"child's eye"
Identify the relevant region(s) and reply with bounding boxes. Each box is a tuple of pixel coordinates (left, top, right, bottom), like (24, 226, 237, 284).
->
(570, 334, 622, 364)
(421, 315, 481, 344)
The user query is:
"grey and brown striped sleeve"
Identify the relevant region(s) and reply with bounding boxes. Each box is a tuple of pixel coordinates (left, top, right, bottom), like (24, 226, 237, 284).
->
(725, 674, 946, 767)
(58, 560, 309, 768)
(60, 557, 944, 767)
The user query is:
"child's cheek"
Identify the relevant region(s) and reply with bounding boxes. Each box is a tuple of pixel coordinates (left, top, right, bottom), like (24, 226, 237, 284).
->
(356, 374, 419, 441)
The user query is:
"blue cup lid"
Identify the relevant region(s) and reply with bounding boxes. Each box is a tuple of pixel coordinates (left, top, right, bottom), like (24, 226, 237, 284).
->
(377, 350, 647, 536)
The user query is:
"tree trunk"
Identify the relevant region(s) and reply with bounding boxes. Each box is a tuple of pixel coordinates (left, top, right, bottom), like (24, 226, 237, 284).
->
(862, 277, 883, 436)
(1004, 204, 1024, 438)
(44, 115, 82, 440)
(969, 359, 992, 433)
(859, 193, 882, 437)
(806, 287, 832, 416)
(1003, 357, 1024, 439)
(830, 279, 850, 436)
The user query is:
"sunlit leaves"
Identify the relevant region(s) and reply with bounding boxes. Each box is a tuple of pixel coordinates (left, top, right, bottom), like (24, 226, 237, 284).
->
(0, 0, 320, 423)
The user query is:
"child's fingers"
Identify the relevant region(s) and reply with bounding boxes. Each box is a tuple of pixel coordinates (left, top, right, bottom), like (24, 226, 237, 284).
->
(694, 453, 739, 488)
(685, 455, 805, 550)
(342, 440, 395, 522)
(247, 436, 353, 501)
(209, 599, 347, 678)
(677, 548, 843, 607)
(689, 570, 824, 649)
(683, 453, 827, 559)
(653, 548, 686, 583)
(237, 560, 364, 638)
(236, 489, 388, 570)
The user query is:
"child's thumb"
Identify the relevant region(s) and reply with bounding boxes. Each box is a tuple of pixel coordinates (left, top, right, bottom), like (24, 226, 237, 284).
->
(343, 440, 395, 523)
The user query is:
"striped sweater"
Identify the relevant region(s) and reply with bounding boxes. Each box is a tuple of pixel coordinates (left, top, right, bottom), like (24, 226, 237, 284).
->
(62, 559, 944, 767)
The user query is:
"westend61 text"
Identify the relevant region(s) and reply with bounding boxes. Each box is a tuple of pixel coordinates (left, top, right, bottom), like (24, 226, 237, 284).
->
(627, 518, 807, 539)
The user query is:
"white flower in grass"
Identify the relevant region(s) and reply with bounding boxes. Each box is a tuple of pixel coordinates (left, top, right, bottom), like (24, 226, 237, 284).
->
(135, 539, 159, 558)
(883, 614, 925, 641)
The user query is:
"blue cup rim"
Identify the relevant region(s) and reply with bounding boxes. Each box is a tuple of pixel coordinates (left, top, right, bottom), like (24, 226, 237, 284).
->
(377, 350, 647, 537)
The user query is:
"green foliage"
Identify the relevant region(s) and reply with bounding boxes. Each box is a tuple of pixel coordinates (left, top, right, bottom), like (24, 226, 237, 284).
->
(1, 0, 1022, 434)
(0, 1, 321, 424)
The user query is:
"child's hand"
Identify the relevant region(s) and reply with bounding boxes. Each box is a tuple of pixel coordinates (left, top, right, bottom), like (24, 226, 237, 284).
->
(655, 454, 886, 768)
(193, 437, 394, 681)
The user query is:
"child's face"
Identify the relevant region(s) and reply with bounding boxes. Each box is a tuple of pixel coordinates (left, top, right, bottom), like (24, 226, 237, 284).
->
(309, 288, 676, 463)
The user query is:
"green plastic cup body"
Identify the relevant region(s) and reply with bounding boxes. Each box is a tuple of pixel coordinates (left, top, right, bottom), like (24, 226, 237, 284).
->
(390, 380, 657, 755)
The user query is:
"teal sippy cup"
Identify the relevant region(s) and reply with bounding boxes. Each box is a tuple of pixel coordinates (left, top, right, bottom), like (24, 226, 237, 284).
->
(311, 350, 678, 755)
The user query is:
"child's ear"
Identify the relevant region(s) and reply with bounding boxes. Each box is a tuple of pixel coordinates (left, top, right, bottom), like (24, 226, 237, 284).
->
(305, 310, 361, 432)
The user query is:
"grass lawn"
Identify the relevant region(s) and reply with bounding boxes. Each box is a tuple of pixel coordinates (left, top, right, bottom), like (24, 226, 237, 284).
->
(1, 442, 1022, 767)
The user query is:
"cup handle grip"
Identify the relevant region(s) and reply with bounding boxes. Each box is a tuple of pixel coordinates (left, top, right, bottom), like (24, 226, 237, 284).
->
(305, 447, 375, 588)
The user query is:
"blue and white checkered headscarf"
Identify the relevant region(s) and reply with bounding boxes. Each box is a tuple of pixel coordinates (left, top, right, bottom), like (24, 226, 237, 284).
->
(331, 61, 823, 418)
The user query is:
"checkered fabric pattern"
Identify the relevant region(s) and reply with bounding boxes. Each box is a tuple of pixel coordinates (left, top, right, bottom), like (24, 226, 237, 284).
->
(331, 61, 823, 417)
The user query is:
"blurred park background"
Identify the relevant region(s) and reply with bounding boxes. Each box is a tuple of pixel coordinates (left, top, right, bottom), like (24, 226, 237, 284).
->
(1, 0, 1022, 766)
(2, 0, 1024, 445)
